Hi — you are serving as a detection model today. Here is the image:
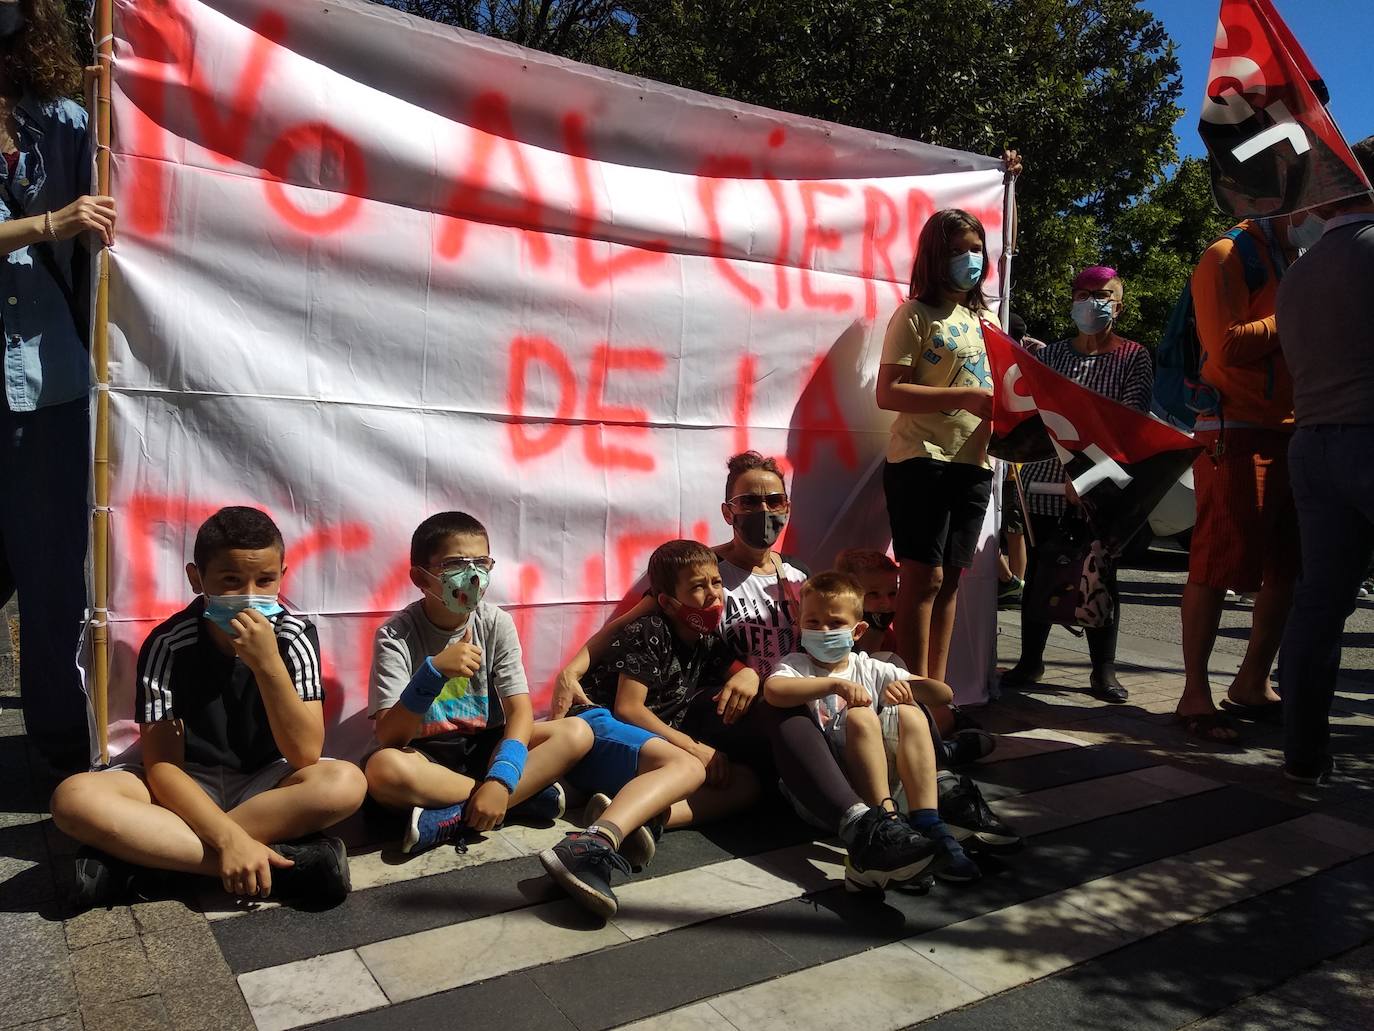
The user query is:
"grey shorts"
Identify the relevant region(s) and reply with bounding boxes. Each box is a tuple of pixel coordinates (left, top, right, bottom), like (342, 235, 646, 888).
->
(111, 756, 295, 810)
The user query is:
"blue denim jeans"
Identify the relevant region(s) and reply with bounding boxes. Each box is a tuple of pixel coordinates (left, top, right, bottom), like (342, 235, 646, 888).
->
(0, 395, 90, 761)
(1281, 425, 1374, 774)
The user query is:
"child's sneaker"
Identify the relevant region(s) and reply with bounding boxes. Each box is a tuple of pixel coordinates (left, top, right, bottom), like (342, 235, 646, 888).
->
(508, 782, 566, 824)
(941, 728, 997, 768)
(909, 818, 982, 884)
(72, 846, 137, 912)
(938, 772, 1023, 854)
(402, 802, 467, 854)
(843, 807, 936, 894)
(997, 576, 1024, 608)
(583, 792, 662, 870)
(271, 835, 352, 905)
(539, 832, 633, 919)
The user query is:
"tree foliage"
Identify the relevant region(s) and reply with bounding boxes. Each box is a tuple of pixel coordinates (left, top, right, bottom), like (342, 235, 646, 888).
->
(377, 0, 1199, 343)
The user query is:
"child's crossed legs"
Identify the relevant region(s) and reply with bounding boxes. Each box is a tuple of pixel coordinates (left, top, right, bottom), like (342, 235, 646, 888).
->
(365, 716, 592, 810)
(51, 759, 365, 880)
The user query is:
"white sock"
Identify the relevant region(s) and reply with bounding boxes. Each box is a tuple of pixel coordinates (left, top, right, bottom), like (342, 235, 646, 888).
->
(837, 802, 869, 845)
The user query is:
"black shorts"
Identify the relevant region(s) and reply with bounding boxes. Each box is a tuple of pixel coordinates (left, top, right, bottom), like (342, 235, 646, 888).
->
(883, 457, 994, 569)
(412, 725, 504, 775)
(678, 692, 776, 779)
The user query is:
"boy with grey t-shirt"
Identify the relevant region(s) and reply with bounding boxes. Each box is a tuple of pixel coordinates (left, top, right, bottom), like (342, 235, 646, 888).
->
(363, 512, 593, 854)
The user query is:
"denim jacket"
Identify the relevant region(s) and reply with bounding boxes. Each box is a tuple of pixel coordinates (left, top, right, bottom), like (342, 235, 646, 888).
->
(1, 95, 93, 412)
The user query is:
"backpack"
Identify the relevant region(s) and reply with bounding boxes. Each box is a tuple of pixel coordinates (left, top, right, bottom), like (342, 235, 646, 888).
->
(1152, 226, 1269, 429)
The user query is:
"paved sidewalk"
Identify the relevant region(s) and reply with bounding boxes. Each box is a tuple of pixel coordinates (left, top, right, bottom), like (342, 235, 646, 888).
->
(2, 601, 1372, 1031)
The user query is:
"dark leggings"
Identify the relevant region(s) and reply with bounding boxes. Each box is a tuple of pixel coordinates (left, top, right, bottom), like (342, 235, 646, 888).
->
(1018, 512, 1120, 673)
(683, 694, 861, 831)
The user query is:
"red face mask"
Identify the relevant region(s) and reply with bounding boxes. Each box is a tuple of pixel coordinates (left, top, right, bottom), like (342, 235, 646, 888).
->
(667, 596, 724, 635)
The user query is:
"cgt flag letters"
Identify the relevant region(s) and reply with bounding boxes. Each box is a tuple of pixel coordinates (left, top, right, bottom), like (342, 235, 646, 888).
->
(1199, 0, 1371, 218)
(984, 323, 1202, 555)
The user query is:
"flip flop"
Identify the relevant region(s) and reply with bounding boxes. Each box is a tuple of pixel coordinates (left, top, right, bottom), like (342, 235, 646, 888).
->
(1174, 710, 1243, 746)
(1219, 699, 1283, 725)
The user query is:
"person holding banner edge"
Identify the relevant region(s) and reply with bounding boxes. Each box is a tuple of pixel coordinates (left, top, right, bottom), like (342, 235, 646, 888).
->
(0, 0, 118, 771)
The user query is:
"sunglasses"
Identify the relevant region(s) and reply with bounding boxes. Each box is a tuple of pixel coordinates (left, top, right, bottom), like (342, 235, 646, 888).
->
(727, 492, 790, 513)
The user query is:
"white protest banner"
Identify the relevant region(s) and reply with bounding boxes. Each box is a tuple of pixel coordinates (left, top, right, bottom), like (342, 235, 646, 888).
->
(104, 0, 1009, 755)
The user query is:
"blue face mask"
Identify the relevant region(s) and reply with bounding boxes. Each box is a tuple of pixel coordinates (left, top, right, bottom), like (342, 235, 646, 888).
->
(203, 594, 284, 635)
(949, 251, 984, 292)
(1287, 214, 1325, 252)
(1071, 297, 1115, 335)
(801, 627, 856, 664)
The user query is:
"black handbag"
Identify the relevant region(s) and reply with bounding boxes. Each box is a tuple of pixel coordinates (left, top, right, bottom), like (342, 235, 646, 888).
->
(1025, 511, 1115, 629)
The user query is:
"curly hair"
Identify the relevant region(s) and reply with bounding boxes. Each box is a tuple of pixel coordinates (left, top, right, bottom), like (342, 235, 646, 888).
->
(907, 208, 990, 313)
(3, 0, 84, 101)
(724, 450, 787, 500)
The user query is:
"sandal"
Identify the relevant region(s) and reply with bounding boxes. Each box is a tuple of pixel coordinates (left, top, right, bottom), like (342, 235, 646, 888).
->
(1174, 710, 1242, 745)
(1219, 699, 1283, 725)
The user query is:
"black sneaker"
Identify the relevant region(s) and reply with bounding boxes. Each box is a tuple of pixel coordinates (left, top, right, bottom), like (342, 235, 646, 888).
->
(997, 576, 1024, 609)
(540, 832, 633, 919)
(843, 807, 936, 894)
(72, 846, 136, 912)
(1283, 756, 1335, 786)
(941, 729, 997, 768)
(584, 793, 662, 871)
(1000, 661, 1044, 689)
(948, 705, 983, 734)
(270, 835, 352, 905)
(938, 773, 1023, 854)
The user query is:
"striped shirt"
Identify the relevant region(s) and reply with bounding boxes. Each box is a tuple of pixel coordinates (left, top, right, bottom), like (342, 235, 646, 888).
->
(134, 599, 323, 771)
(1022, 337, 1154, 517)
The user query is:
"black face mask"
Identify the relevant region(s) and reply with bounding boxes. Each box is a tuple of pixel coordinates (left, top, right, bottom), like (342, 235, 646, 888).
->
(0, 5, 25, 40)
(733, 510, 787, 550)
(864, 610, 894, 632)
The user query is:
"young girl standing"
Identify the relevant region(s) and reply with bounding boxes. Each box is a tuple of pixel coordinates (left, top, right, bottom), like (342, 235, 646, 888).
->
(876, 209, 1000, 683)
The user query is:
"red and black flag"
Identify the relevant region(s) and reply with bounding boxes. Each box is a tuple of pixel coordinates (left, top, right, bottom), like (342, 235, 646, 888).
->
(1199, 0, 1370, 218)
(984, 323, 1202, 555)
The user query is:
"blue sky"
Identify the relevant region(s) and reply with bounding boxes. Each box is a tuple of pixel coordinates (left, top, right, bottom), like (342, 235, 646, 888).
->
(1146, 0, 1374, 159)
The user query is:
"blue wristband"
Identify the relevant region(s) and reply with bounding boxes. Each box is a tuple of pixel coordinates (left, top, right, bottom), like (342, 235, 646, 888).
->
(485, 738, 528, 792)
(398, 658, 446, 715)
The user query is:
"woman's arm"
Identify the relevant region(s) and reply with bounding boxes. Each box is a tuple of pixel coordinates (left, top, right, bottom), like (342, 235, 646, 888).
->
(0, 195, 117, 256)
(551, 595, 657, 716)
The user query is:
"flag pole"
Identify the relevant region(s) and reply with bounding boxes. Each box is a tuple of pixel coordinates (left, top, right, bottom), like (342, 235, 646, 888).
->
(91, 0, 114, 764)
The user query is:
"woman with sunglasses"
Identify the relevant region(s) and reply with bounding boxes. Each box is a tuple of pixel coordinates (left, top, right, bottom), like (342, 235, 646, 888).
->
(553, 452, 941, 890)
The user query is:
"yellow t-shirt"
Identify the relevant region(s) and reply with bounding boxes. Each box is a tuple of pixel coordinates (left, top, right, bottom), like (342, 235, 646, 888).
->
(880, 298, 998, 467)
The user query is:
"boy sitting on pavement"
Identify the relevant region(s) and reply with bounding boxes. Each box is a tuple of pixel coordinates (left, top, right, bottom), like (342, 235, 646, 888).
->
(365, 512, 589, 852)
(541, 540, 760, 916)
(51, 507, 367, 910)
(765, 572, 1019, 879)
(835, 548, 997, 768)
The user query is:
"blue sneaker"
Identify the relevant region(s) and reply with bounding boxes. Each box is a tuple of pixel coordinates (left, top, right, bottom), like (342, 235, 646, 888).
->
(508, 781, 566, 824)
(402, 802, 467, 854)
(911, 819, 982, 884)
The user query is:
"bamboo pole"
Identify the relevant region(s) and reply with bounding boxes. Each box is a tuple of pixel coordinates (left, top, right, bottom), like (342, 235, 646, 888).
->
(91, 0, 113, 764)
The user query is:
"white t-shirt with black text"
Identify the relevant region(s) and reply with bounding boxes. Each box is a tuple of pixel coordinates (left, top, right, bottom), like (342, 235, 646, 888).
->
(719, 555, 809, 678)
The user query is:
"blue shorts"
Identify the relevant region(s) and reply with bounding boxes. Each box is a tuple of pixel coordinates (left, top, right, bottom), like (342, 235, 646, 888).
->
(566, 706, 660, 797)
